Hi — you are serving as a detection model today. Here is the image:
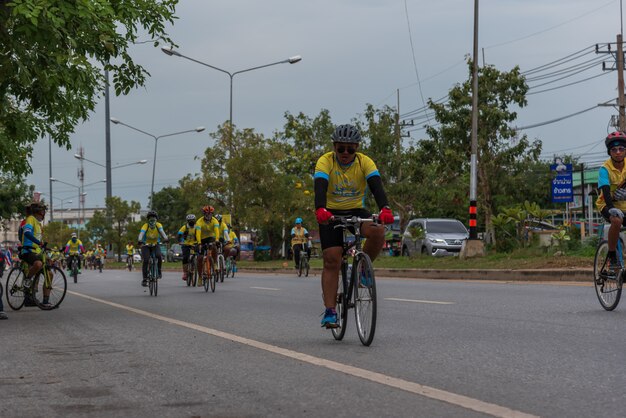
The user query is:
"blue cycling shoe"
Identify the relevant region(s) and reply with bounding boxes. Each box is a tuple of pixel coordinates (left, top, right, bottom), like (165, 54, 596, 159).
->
(320, 308, 338, 328)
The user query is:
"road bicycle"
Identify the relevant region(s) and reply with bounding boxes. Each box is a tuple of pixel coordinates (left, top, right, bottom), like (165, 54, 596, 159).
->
(200, 243, 216, 293)
(126, 253, 133, 271)
(145, 244, 159, 297)
(296, 242, 310, 278)
(331, 215, 378, 346)
(216, 242, 226, 283)
(5, 249, 67, 310)
(95, 255, 103, 273)
(68, 255, 79, 283)
(225, 254, 237, 278)
(593, 228, 625, 310)
(186, 246, 198, 287)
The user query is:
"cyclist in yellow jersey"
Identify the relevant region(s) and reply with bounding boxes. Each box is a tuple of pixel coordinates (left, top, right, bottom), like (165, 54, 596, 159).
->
(291, 217, 311, 269)
(225, 223, 239, 261)
(178, 214, 199, 282)
(314, 124, 395, 328)
(195, 205, 220, 279)
(597, 131, 626, 271)
(64, 232, 85, 273)
(20, 202, 53, 307)
(93, 244, 106, 270)
(126, 242, 134, 257)
(137, 210, 169, 287)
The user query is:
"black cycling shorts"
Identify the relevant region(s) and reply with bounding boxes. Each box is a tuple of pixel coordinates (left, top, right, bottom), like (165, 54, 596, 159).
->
(22, 252, 43, 266)
(318, 208, 371, 250)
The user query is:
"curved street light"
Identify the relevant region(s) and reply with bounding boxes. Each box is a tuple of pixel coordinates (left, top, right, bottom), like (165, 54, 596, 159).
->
(161, 47, 301, 153)
(110, 118, 205, 207)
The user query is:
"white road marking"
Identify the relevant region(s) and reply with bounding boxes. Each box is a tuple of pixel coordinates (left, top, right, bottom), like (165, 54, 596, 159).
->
(250, 286, 280, 291)
(385, 297, 455, 305)
(68, 290, 537, 418)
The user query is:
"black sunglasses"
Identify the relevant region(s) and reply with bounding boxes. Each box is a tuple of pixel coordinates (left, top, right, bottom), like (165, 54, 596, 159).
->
(336, 146, 357, 154)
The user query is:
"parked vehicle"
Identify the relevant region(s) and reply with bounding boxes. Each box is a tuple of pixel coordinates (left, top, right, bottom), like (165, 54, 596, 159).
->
(167, 243, 183, 262)
(401, 218, 469, 257)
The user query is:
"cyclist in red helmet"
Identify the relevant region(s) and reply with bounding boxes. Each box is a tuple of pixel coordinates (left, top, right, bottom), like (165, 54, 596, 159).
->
(596, 131, 626, 271)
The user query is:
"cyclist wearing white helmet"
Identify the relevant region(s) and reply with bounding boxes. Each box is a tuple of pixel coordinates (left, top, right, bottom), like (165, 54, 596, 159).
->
(291, 217, 311, 269)
(178, 214, 199, 282)
(597, 131, 626, 271)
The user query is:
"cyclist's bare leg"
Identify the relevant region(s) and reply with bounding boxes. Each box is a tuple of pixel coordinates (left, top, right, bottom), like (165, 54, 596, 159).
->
(321, 246, 342, 308)
(361, 221, 385, 262)
(27, 260, 43, 280)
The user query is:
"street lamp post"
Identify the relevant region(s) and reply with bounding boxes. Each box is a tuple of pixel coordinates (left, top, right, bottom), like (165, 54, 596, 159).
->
(109, 118, 205, 207)
(74, 154, 148, 172)
(161, 48, 301, 153)
(50, 178, 106, 238)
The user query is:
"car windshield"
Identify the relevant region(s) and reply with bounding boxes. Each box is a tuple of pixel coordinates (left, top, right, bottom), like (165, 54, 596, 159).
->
(427, 221, 467, 234)
(171, 244, 182, 251)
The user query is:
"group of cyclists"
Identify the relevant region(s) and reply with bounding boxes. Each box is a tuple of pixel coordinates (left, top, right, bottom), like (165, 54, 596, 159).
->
(133, 206, 239, 288)
(1, 124, 396, 332)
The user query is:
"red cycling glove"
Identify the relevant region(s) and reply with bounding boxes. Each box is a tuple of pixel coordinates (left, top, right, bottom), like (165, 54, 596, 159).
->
(316, 208, 334, 224)
(379, 207, 394, 224)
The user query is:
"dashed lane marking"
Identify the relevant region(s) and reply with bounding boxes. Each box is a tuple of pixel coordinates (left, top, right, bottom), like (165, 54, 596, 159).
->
(67, 290, 537, 418)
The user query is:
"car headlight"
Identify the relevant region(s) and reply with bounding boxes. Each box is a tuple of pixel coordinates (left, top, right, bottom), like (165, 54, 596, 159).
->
(428, 238, 446, 244)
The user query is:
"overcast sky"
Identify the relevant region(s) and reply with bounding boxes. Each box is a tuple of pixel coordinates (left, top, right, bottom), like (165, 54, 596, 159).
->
(27, 0, 625, 212)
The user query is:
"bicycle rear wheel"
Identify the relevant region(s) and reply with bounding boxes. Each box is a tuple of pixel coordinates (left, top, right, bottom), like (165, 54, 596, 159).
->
(304, 257, 310, 277)
(34, 266, 67, 310)
(148, 258, 156, 296)
(5, 267, 26, 311)
(332, 261, 349, 340)
(353, 253, 377, 346)
(594, 240, 623, 311)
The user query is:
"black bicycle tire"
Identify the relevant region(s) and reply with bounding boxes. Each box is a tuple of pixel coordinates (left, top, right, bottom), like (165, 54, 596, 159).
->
(304, 257, 310, 277)
(210, 261, 216, 292)
(353, 253, 377, 346)
(34, 266, 67, 310)
(5, 267, 26, 311)
(298, 253, 303, 277)
(218, 255, 225, 283)
(332, 261, 349, 340)
(594, 240, 623, 310)
(231, 260, 236, 278)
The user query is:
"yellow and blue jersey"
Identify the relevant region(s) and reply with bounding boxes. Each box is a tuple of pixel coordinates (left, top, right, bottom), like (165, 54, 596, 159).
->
(314, 152, 380, 210)
(178, 224, 199, 245)
(21, 215, 43, 254)
(195, 216, 220, 242)
(64, 239, 85, 255)
(139, 222, 167, 245)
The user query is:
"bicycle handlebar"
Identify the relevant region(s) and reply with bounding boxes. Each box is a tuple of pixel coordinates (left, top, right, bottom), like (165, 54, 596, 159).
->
(331, 214, 379, 229)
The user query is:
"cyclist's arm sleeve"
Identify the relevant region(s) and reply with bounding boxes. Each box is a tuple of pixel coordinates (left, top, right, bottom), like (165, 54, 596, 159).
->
(213, 223, 220, 238)
(195, 225, 201, 243)
(367, 175, 390, 210)
(64, 244, 70, 254)
(79, 244, 85, 253)
(138, 230, 146, 243)
(158, 227, 168, 241)
(314, 177, 329, 209)
(23, 229, 41, 246)
(600, 185, 614, 210)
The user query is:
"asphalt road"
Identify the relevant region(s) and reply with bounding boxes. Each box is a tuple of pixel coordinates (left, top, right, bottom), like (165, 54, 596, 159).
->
(1, 267, 625, 417)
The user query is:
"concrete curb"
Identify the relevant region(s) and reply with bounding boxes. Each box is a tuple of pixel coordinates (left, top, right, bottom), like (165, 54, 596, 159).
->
(238, 267, 593, 282)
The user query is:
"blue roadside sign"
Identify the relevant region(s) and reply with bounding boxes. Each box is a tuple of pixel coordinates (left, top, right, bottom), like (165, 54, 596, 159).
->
(551, 162, 573, 203)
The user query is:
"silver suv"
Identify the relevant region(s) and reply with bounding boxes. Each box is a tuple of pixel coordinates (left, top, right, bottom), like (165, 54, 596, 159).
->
(401, 218, 469, 257)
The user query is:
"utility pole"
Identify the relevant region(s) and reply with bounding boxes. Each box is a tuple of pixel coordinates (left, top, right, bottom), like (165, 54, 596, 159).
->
(49, 135, 53, 222)
(597, 35, 626, 129)
(77, 146, 85, 237)
(396, 89, 401, 180)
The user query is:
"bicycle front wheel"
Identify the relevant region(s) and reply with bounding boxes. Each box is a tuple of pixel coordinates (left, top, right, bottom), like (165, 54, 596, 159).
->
(34, 266, 67, 310)
(210, 261, 216, 293)
(304, 257, 310, 277)
(218, 255, 225, 283)
(594, 240, 623, 311)
(353, 253, 377, 346)
(332, 261, 349, 340)
(5, 267, 26, 311)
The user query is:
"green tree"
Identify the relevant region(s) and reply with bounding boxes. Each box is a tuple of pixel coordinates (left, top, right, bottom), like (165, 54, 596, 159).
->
(425, 60, 541, 242)
(0, 0, 178, 175)
(106, 196, 140, 261)
(151, 186, 187, 235)
(0, 174, 33, 221)
(42, 220, 71, 250)
(84, 210, 107, 247)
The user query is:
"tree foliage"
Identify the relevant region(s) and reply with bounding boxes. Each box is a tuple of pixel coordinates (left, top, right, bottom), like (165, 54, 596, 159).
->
(0, 174, 33, 221)
(424, 60, 542, 242)
(0, 0, 178, 175)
